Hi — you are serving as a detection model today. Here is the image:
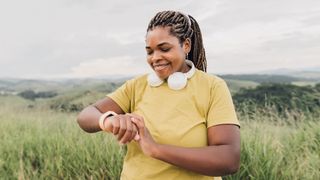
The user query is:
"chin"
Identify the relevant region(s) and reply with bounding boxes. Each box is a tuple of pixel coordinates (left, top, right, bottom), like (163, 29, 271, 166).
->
(155, 72, 168, 80)
(157, 74, 169, 80)
(154, 70, 171, 80)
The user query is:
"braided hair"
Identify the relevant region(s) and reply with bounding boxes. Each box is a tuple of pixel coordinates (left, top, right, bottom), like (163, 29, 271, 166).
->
(147, 10, 207, 72)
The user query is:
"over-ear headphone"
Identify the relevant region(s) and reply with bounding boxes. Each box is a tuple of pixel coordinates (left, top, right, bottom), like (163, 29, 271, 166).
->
(147, 60, 195, 90)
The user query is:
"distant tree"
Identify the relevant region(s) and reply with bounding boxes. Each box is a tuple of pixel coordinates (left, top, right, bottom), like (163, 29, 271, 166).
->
(18, 90, 58, 101)
(315, 83, 320, 91)
(37, 91, 57, 98)
(18, 90, 37, 101)
(233, 83, 320, 114)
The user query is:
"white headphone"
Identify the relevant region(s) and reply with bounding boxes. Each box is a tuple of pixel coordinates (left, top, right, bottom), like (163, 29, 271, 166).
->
(147, 60, 196, 90)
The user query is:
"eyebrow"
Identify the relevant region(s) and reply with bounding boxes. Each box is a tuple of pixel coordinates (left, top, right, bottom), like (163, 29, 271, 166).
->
(145, 42, 171, 49)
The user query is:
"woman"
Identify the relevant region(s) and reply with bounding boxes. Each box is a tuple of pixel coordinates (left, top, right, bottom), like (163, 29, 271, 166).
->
(77, 10, 240, 180)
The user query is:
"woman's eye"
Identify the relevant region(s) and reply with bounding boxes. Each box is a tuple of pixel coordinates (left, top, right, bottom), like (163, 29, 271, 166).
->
(146, 50, 153, 55)
(161, 48, 170, 52)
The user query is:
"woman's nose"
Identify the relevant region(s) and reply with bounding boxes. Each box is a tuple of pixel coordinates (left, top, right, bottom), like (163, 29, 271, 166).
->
(151, 51, 162, 62)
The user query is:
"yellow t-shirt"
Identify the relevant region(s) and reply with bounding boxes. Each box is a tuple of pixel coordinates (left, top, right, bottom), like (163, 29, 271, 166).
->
(107, 69, 239, 180)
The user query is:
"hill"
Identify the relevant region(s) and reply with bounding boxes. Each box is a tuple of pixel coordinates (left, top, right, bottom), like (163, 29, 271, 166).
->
(233, 83, 320, 115)
(224, 79, 258, 94)
(0, 78, 125, 94)
(259, 67, 320, 81)
(220, 74, 304, 84)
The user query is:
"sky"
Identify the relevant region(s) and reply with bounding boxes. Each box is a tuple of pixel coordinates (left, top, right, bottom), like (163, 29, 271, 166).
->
(0, 0, 319, 79)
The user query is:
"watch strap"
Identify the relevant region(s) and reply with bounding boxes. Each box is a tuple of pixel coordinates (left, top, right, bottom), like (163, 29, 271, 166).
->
(99, 111, 117, 131)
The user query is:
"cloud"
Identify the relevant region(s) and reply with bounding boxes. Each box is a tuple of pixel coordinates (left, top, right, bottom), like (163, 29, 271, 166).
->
(203, 4, 320, 74)
(62, 56, 150, 78)
(105, 31, 145, 45)
(0, 0, 319, 78)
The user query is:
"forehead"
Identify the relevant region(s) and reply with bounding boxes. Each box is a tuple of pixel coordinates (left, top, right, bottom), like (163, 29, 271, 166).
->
(145, 26, 179, 46)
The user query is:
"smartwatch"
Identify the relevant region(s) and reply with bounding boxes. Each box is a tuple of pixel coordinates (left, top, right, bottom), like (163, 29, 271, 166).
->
(99, 111, 117, 131)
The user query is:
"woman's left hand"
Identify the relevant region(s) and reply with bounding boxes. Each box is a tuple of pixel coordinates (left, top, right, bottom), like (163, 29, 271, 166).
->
(128, 113, 158, 157)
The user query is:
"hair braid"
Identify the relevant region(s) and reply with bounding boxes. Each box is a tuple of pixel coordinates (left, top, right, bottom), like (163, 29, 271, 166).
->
(147, 10, 207, 72)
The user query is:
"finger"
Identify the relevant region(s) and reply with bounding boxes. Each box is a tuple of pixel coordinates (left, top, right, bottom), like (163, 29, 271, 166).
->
(112, 116, 120, 135)
(120, 118, 134, 144)
(131, 117, 145, 137)
(126, 114, 143, 140)
(125, 113, 141, 137)
(134, 133, 140, 141)
(128, 128, 139, 142)
(131, 114, 145, 127)
(129, 124, 138, 142)
(127, 113, 144, 122)
(117, 116, 127, 141)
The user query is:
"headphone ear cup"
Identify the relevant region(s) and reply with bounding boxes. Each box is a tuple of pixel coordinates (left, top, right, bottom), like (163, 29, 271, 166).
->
(148, 60, 194, 90)
(148, 72, 164, 87)
(167, 72, 187, 90)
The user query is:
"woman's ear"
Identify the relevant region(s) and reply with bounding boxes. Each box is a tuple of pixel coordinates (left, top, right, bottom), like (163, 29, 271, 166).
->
(183, 38, 191, 54)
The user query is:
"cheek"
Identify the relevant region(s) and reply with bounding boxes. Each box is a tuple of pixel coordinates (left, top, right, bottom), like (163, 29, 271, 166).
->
(146, 55, 152, 64)
(172, 54, 185, 65)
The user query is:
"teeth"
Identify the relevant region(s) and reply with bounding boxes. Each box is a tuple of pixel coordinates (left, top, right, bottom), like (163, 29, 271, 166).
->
(154, 64, 169, 71)
(154, 63, 169, 67)
(154, 64, 169, 67)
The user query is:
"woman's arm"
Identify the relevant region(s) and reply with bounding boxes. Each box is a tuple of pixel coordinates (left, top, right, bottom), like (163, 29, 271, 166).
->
(77, 97, 139, 144)
(154, 125, 240, 176)
(77, 97, 125, 133)
(131, 116, 240, 177)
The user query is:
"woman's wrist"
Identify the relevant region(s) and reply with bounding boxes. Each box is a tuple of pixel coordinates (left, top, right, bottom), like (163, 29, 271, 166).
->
(99, 111, 117, 131)
(150, 143, 162, 159)
(103, 116, 115, 133)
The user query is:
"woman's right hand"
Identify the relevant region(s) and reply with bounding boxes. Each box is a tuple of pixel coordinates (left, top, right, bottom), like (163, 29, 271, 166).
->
(103, 114, 140, 144)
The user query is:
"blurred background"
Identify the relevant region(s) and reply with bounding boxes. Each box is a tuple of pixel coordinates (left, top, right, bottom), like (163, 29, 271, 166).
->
(0, 0, 319, 79)
(0, 0, 319, 179)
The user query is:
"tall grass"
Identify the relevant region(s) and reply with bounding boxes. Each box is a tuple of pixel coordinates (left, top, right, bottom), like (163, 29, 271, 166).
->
(228, 105, 320, 179)
(0, 95, 319, 179)
(226, 121, 320, 179)
(0, 96, 124, 179)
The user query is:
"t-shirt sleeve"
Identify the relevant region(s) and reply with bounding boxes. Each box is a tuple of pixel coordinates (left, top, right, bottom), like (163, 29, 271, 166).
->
(106, 79, 135, 113)
(206, 80, 240, 128)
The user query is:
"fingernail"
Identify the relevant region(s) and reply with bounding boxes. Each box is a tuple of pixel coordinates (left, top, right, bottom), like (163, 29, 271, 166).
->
(134, 134, 140, 140)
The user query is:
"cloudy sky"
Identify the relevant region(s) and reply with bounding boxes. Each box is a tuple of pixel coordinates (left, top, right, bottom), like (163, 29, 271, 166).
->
(0, 0, 319, 79)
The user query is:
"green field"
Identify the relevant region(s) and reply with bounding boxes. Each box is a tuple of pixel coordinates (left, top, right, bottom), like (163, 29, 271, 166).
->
(1, 93, 319, 179)
(0, 96, 125, 179)
(0, 75, 319, 179)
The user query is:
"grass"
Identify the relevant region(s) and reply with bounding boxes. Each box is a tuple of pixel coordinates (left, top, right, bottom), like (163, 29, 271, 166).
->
(0, 95, 319, 179)
(226, 120, 320, 180)
(0, 96, 125, 179)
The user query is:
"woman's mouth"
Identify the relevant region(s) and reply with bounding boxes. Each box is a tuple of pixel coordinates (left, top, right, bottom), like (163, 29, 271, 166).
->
(153, 63, 170, 71)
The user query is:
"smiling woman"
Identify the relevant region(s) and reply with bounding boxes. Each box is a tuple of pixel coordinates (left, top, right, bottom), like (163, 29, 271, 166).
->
(77, 10, 240, 180)
(146, 26, 191, 79)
